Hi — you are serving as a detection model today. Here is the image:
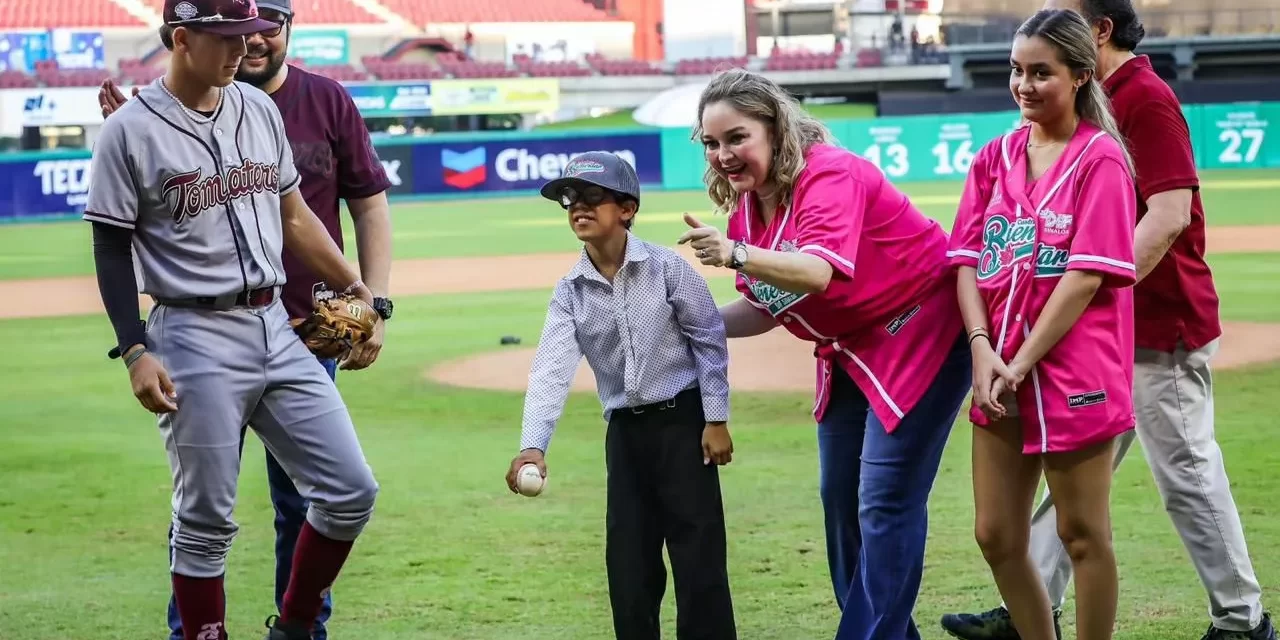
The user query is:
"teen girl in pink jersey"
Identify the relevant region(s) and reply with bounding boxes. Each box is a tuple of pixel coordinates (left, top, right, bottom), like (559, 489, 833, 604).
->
(681, 68, 973, 640)
(947, 9, 1137, 640)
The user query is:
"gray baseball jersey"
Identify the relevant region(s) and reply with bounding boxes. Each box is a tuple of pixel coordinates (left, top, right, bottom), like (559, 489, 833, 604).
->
(83, 77, 301, 300)
(83, 78, 378, 581)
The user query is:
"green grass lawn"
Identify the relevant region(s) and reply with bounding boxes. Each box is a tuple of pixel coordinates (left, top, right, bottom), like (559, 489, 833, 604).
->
(2, 265, 1280, 639)
(0, 169, 1276, 282)
(2, 170, 1280, 639)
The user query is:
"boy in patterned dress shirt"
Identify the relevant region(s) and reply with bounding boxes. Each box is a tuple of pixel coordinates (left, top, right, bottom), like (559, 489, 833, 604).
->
(504, 151, 739, 640)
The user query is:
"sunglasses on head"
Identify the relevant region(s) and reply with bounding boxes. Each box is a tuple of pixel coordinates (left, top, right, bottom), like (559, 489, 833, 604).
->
(558, 184, 618, 209)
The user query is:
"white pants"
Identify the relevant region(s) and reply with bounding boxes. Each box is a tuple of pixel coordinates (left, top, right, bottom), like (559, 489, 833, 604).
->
(1011, 339, 1264, 631)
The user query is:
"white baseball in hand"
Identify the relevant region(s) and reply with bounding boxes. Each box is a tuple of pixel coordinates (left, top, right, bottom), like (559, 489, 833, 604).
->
(516, 463, 545, 497)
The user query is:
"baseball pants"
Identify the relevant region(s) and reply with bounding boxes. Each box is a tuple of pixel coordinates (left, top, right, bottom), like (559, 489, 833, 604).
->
(604, 386, 738, 640)
(166, 356, 339, 640)
(1012, 339, 1264, 632)
(822, 333, 971, 640)
(148, 298, 378, 593)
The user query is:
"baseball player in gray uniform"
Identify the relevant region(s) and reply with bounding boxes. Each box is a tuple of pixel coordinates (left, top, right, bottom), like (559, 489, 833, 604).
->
(84, 1, 380, 638)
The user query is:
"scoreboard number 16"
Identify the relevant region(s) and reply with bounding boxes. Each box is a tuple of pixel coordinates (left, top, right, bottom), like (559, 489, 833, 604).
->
(932, 139, 975, 176)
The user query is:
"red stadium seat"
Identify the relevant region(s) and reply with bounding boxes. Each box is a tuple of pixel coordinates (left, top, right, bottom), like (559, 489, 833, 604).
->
(142, 0, 383, 23)
(377, 0, 614, 25)
(0, 0, 146, 28)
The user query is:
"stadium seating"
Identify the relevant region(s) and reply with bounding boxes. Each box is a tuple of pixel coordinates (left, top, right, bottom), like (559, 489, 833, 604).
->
(0, 0, 145, 28)
(301, 63, 373, 82)
(586, 57, 663, 76)
(376, 0, 615, 24)
(674, 56, 749, 76)
(0, 70, 37, 88)
(763, 51, 841, 72)
(140, 0, 385, 23)
(513, 54, 593, 77)
(26, 60, 112, 87)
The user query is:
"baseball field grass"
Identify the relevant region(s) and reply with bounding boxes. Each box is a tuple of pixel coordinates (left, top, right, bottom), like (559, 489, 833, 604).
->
(2, 171, 1279, 639)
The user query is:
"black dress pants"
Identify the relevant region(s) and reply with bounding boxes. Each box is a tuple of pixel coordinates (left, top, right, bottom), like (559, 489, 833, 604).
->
(604, 387, 737, 640)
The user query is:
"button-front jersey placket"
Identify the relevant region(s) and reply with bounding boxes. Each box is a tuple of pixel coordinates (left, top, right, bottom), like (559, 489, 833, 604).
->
(215, 126, 269, 281)
(613, 269, 640, 408)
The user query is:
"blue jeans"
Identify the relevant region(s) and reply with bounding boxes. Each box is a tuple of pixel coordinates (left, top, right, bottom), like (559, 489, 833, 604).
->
(167, 358, 338, 640)
(820, 334, 970, 640)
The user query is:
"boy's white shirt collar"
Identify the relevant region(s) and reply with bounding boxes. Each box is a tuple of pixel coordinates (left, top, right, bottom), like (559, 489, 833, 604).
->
(568, 231, 649, 283)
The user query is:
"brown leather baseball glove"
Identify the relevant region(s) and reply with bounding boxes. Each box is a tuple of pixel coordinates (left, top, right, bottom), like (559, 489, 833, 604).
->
(290, 295, 379, 360)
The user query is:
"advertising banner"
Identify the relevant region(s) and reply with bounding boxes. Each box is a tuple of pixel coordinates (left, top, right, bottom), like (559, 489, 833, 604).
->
(4, 99, 1280, 221)
(416, 132, 663, 194)
(0, 87, 103, 135)
(836, 110, 1022, 183)
(429, 78, 560, 116)
(0, 155, 92, 220)
(0, 32, 51, 73)
(346, 83, 432, 118)
(1197, 102, 1280, 170)
(49, 29, 106, 70)
(373, 144, 417, 196)
(288, 29, 349, 66)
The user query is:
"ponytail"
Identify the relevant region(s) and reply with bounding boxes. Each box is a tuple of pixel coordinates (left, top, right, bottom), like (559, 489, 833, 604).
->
(1076, 76, 1134, 175)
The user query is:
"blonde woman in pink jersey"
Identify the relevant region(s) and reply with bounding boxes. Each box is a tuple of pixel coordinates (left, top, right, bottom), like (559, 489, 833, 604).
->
(947, 9, 1138, 640)
(681, 68, 973, 640)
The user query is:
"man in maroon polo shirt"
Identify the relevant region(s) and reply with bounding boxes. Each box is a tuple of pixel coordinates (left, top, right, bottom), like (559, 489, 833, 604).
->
(941, 1, 1274, 639)
(100, 1, 393, 637)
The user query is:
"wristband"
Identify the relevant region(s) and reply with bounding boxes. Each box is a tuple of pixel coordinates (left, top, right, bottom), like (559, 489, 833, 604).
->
(968, 332, 990, 346)
(124, 347, 148, 368)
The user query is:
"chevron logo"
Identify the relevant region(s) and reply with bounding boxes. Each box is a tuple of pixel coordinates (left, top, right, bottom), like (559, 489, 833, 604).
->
(441, 147, 486, 190)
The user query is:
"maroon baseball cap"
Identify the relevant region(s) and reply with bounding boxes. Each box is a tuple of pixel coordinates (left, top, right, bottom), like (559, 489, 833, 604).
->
(164, 0, 280, 36)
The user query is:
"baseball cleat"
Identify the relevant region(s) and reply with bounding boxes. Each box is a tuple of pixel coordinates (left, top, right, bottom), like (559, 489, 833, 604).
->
(1201, 611, 1278, 640)
(940, 606, 1062, 639)
(263, 614, 311, 640)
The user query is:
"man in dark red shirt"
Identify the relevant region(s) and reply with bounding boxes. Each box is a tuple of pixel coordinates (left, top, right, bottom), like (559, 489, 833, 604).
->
(941, 2, 1274, 639)
(100, 1, 393, 637)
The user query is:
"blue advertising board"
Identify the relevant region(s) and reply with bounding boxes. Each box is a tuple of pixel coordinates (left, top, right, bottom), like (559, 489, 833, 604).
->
(0, 32, 51, 73)
(414, 132, 664, 194)
(49, 30, 106, 70)
(0, 154, 92, 220)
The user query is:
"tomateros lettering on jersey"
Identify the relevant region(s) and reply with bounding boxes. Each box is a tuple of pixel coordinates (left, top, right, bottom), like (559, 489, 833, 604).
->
(162, 159, 282, 223)
(976, 214, 1068, 280)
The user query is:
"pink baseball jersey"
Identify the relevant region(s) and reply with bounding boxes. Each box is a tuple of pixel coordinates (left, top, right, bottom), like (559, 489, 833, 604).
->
(728, 143, 964, 433)
(947, 121, 1138, 454)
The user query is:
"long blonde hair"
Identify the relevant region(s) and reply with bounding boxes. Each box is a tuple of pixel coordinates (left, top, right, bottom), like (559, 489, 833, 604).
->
(1016, 9, 1134, 173)
(693, 68, 835, 215)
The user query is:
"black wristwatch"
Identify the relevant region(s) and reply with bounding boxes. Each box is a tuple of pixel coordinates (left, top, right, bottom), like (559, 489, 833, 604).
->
(371, 297, 394, 321)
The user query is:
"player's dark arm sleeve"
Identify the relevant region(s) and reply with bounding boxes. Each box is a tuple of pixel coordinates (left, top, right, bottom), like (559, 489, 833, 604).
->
(92, 222, 146, 355)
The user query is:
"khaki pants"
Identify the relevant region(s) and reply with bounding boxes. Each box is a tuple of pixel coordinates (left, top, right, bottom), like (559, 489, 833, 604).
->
(1012, 339, 1264, 631)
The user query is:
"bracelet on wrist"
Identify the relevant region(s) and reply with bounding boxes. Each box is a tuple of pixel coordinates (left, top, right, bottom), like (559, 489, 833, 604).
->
(124, 347, 148, 368)
(968, 332, 990, 347)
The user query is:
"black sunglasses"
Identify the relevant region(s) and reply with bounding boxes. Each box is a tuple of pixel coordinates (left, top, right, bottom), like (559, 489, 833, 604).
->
(558, 184, 617, 209)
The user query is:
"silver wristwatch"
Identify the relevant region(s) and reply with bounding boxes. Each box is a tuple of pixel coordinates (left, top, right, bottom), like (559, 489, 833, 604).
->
(727, 240, 749, 270)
